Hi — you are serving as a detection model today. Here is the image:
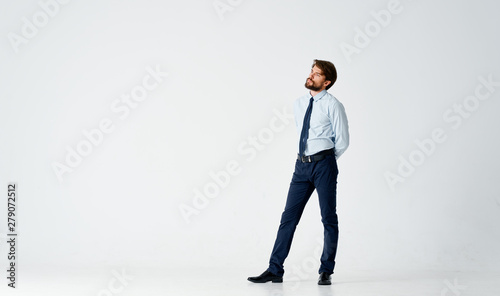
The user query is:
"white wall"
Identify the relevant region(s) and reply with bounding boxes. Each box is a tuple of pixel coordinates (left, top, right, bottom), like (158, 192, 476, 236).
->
(1, 0, 500, 275)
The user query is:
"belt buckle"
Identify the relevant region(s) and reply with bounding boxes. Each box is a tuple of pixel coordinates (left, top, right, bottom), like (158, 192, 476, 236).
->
(302, 155, 312, 163)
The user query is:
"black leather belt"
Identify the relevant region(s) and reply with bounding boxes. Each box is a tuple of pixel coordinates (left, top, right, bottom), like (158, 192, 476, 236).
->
(297, 149, 334, 163)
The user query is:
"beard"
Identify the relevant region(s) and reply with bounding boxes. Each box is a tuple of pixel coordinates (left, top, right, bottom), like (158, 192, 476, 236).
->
(305, 78, 322, 91)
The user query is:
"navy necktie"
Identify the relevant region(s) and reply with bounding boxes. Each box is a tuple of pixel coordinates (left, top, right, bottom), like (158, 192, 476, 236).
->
(299, 97, 314, 157)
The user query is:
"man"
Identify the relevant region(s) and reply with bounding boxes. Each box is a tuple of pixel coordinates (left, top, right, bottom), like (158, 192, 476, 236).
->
(248, 59, 349, 285)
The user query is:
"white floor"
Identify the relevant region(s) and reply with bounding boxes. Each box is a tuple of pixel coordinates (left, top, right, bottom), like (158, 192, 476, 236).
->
(1, 268, 499, 296)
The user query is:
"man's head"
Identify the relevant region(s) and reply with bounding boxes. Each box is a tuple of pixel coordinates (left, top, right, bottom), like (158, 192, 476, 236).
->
(304, 59, 337, 92)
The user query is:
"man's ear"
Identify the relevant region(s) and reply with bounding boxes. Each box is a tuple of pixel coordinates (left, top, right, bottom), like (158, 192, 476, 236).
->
(324, 80, 331, 88)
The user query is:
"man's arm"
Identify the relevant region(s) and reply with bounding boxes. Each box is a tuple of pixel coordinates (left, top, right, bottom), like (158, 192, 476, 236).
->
(330, 101, 349, 159)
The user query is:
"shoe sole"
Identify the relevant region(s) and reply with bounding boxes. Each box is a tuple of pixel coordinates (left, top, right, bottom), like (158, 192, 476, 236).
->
(247, 278, 283, 283)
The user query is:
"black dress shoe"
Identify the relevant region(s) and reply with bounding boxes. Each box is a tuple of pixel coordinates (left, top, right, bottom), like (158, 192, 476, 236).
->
(248, 270, 283, 283)
(318, 272, 332, 285)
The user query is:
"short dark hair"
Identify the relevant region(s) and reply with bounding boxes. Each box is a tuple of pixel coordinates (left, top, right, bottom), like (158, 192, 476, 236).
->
(312, 59, 337, 90)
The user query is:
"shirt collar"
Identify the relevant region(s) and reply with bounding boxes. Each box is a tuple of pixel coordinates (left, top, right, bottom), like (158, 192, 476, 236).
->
(309, 89, 327, 101)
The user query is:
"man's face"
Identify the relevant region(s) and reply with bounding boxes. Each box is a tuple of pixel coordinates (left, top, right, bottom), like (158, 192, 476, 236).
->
(305, 65, 329, 92)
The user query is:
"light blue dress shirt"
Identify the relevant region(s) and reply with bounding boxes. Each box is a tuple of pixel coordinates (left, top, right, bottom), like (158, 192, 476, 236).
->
(294, 90, 349, 159)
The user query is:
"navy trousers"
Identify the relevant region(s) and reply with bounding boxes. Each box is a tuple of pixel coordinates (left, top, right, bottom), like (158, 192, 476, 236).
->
(268, 153, 339, 276)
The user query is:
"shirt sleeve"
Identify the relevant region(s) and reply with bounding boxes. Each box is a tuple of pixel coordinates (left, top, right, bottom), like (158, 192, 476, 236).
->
(330, 101, 350, 159)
